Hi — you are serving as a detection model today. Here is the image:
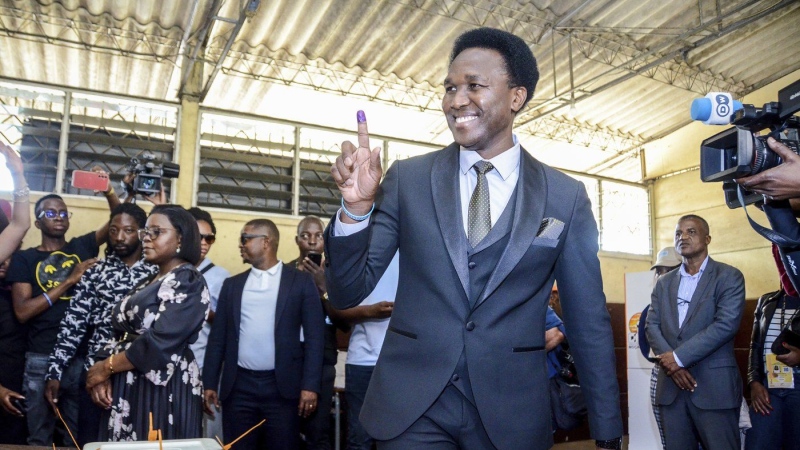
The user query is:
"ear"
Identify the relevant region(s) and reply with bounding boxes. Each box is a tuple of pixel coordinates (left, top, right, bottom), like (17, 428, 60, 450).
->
(510, 86, 527, 113)
(34, 219, 41, 231)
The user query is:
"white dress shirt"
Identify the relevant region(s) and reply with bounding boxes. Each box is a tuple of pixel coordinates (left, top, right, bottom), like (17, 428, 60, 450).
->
(674, 255, 709, 368)
(238, 261, 283, 371)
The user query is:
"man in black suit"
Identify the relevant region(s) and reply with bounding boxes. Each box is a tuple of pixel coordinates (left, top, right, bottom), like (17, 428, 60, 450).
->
(325, 28, 622, 450)
(203, 219, 325, 450)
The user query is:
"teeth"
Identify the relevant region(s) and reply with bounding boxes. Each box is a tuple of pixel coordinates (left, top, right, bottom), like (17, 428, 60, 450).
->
(455, 116, 477, 124)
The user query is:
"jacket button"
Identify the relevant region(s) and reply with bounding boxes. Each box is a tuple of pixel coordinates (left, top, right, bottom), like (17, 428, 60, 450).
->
(451, 374, 460, 382)
(466, 321, 475, 331)
(468, 262, 476, 269)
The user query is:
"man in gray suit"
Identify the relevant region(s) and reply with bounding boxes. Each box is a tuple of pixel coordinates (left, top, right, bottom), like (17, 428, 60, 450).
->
(325, 28, 622, 450)
(646, 214, 745, 450)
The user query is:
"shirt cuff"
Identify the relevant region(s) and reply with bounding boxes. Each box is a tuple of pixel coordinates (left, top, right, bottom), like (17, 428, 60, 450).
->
(673, 352, 685, 368)
(333, 209, 370, 236)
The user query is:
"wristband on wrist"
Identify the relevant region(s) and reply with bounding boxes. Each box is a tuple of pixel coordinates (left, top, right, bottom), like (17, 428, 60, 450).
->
(43, 292, 53, 307)
(13, 185, 30, 201)
(341, 198, 374, 222)
(109, 354, 115, 374)
(104, 186, 115, 197)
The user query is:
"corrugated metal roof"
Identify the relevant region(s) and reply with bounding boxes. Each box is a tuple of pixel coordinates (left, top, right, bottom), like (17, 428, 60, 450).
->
(1, 0, 799, 182)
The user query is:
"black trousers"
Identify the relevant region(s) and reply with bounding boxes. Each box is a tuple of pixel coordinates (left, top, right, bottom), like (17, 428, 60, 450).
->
(222, 367, 300, 450)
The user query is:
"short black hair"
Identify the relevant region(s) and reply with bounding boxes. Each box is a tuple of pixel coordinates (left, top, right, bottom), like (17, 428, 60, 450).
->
(297, 215, 323, 235)
(450, 27, 539, 109)
(150, 204, 201, 266)
(188, 207, 216, 235)
(110, 203, 147, 228)
(34, 194, 65, 217)
(246, 218, 280, 248)
(678, 214, 710, 235)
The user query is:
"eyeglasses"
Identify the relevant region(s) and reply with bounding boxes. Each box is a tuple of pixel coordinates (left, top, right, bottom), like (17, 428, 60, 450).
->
(38, 209, 72, 220)
(200, 233, 216, 245)
(240, 234, 268, 246)
(138, 227, 176, 241)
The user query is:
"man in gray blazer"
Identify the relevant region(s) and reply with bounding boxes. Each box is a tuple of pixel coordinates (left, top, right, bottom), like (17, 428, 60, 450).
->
(646, 214, 745, 450)
(325, 28, 622, 450)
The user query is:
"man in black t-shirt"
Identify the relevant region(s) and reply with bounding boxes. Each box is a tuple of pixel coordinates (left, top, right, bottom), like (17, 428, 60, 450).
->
(6, 192, 117, 445)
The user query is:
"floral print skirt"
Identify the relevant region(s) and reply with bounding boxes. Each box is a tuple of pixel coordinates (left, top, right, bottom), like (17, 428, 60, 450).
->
(99, 353, 203, 441)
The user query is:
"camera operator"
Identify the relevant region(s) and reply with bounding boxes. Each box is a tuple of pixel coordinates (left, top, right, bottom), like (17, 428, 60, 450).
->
(745, 243, 800, 450)
(736, 137, 800, 201)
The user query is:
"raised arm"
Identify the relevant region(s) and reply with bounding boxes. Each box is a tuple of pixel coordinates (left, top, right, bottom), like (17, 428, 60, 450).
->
(94, 166, 121, 247)
(0, 143, 30, 262)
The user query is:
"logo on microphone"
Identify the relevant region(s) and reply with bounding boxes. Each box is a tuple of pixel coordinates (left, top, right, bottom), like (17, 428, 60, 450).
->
(715, 94, 731, 117)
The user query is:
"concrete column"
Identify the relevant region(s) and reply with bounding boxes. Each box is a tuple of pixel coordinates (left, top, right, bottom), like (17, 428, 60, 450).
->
(175, 97, 200, 207)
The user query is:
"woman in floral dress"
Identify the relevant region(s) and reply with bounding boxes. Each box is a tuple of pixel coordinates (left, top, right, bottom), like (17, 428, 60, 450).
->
(86, 204, 210, 440)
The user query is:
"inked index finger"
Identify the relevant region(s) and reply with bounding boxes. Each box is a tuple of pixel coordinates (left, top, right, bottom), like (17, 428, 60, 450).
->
(356, 110, 370, 150)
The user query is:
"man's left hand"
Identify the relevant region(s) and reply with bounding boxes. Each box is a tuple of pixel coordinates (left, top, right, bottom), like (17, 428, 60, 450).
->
(298, 390, 318, 418)
(777, 342, 800, 366)
(669, 368, 697, 392)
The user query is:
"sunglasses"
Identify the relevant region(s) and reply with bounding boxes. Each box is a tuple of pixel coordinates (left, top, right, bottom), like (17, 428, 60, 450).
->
(38, 209, 72, 220)
(200, 234, 216, 245)
(138, 227, 176, 240)
(240, 234, 268, 246)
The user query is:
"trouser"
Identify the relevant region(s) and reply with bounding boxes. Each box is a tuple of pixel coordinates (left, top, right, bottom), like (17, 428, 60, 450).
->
(302, 364, 336, 449)
(376, 383, 496, 450)
(745, 382, 800, 450)
(222, 367, 299, 450)
(345, 364, 375, 450)
(23, 352, 82, 446)
(660, 390, 739, 450)
(77, 368, 102, 446)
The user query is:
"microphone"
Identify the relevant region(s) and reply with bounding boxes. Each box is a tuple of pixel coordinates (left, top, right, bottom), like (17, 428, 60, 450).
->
(690, 93, 743, 125)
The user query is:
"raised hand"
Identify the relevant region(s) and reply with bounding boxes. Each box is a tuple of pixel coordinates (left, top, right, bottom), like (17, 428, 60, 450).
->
(331, 111, 383, 221)
(0, 142, 24, 176)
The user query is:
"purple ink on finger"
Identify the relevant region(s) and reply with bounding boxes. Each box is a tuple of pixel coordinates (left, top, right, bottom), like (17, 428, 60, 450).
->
(357, 110, 366, 123)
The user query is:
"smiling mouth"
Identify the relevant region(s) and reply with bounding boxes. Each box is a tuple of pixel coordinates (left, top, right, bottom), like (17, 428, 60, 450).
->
(454, 115, 478, 124)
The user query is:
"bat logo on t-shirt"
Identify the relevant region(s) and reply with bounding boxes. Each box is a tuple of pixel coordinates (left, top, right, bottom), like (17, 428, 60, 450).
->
(36, 251, 82, 300)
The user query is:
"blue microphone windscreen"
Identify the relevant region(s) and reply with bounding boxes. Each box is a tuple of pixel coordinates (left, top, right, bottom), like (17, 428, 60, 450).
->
(691, 98, 711, 121)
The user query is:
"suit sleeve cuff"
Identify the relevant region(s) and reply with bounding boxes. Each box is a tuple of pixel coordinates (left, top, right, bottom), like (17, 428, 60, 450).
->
(674, 352, 685, 368)
(333, 210, 370, 236)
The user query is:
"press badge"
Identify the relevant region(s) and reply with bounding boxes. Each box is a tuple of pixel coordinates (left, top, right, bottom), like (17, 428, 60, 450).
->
(767, 353, 795, 389)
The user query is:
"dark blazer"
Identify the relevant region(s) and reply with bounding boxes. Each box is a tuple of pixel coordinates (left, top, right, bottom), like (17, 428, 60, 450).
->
(325, 144, 622, 449)
(747, 289, 783, 385)
(202, 264, 325, 401)
(645, 257, 745, 409)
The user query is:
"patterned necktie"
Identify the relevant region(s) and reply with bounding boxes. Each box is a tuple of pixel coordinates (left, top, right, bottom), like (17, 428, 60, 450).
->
(468, 161, 494, 247)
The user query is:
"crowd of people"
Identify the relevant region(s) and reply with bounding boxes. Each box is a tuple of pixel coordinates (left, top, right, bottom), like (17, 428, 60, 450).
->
(1, 25, 800, 450)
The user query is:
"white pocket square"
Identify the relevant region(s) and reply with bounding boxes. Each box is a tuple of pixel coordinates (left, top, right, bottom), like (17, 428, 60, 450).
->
(536, 217, 564, 240)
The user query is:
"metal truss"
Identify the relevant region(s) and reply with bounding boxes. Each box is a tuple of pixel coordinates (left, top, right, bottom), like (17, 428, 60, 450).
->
(0, 4, 183, 62)
(516, 115, 645, 155)
(515, 0, 793, 125)
(388, 0, 554, 43)
(218, 49, 445, 112)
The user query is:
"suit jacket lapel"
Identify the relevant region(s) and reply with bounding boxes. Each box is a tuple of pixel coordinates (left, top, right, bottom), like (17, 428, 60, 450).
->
(232, 269, 250, 335)
(476, 148, 546, 307)
(275, 265, 291, 327)
(679, 258, 716, 335)
(667, 270, 680, 334)
(431, 143, 470, 301)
